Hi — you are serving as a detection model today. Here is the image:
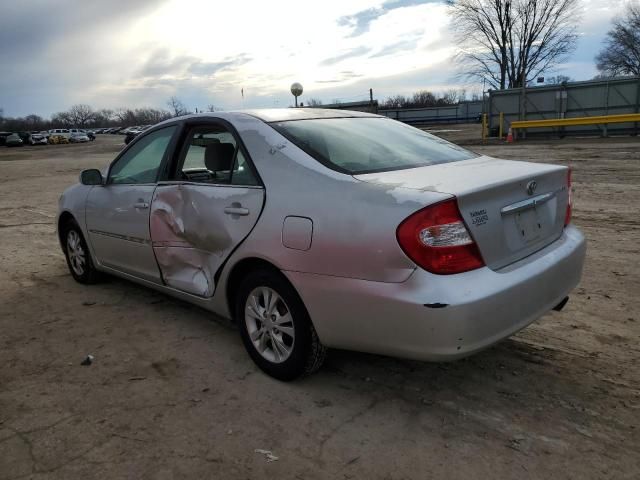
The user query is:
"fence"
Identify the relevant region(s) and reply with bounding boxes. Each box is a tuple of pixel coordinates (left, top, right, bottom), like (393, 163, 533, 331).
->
(319, 100, 379, 114)
(487, 76, 640, 137)
(379, 101, 483, 124)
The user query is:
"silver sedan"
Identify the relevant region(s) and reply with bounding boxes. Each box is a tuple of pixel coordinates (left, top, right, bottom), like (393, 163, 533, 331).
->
(57, 109, 586, 380)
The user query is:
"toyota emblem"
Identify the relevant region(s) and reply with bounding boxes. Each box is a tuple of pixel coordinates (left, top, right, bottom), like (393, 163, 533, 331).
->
(526, 180, 537, 196)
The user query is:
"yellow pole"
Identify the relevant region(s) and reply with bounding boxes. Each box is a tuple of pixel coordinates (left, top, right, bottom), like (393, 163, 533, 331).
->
(499, 112, 504, 139)
(482, 114, 488, 143)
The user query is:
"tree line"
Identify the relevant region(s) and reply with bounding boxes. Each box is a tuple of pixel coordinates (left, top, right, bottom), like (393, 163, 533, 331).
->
(380, 89, 480, 110)
(0, 104, 174, 132)
(0, 96, 208, 132)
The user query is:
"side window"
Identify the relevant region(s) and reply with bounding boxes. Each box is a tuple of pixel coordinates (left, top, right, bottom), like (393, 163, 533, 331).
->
(178, 127, 237, 184)
(176, 125, 259, 186)
(231, 150, 259, 186)
(109, 126, 176, 185)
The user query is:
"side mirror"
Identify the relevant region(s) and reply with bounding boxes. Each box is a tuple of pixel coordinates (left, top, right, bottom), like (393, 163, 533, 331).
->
(80, 169, 103, 186)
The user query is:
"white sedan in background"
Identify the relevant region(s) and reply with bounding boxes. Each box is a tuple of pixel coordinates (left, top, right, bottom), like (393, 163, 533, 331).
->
(57, 109, 586, 380)
(29, 133, 48, 145)
(69, 132, 90, 143)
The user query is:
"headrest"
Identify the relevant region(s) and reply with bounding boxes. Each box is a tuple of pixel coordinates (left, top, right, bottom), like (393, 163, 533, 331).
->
(204, 143, 235, 171)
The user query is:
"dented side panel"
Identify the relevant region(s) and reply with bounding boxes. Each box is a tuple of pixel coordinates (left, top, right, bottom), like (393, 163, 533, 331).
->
(150, 183, 264, 297)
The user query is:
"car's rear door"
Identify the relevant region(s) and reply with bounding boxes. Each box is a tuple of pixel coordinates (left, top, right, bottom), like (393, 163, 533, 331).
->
(149, 121, 264, 297)
(85, 125, 178, 282)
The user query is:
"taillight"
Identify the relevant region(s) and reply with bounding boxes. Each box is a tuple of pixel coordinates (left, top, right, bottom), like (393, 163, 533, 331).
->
(396, 199, 484, 275)
(564, 167, 572, 226)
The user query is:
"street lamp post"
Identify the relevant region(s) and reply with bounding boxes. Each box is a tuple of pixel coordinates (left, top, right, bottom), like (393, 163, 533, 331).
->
(290, 82, 303, 107)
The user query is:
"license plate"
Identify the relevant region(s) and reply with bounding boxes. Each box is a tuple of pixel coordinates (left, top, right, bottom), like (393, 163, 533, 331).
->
(515, 207, 544, 243)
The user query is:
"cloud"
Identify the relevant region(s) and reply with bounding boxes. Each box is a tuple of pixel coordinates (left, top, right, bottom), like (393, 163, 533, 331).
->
(320, 46, 372, 66)
(0, 0, 167, 116)
(338, 0, 442, 37)
(0, 1, 163, 61)
(0, 0, 617, 117)
(140, 50, 196, 77)
(369, 32, 424, 58)
(188, 54, 252, 76)
(316, 71, 364, 83)
(138, 50, 252, 79)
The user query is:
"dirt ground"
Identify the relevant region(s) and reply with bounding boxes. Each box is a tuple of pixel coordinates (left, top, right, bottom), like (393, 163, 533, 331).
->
(0, 127, 638, 479)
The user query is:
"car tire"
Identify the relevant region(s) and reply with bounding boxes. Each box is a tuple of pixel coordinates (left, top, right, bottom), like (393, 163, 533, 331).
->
(236, 269, 326, 381)
(62, 220, 101, 284)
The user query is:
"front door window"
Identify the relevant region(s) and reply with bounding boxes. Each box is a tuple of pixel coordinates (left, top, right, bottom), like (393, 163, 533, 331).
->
(109, 126, 176, 184)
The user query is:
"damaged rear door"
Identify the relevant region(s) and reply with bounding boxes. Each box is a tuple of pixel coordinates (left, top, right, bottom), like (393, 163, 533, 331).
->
(149, 123, 264, 297)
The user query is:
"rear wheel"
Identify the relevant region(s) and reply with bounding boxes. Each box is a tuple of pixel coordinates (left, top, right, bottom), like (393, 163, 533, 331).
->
(236, 269, 326, 381)
(62, 220, 101, 284)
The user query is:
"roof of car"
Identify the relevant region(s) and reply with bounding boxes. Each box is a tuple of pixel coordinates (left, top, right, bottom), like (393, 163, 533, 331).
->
(160, 108, 379, 125)
(241, 108, 379, 122)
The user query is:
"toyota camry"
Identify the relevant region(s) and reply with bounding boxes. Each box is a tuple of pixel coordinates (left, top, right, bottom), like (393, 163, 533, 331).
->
(57, 109, 586, 380)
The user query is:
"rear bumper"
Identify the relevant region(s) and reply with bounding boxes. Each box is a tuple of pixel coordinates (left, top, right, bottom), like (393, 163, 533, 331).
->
(286, 225, 586, 361)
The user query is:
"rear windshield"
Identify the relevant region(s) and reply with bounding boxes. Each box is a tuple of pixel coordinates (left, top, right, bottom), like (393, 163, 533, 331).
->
(271, 117, 477, 174)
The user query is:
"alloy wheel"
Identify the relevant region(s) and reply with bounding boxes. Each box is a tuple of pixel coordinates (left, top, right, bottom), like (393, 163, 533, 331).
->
(244, 287, 295, 363)
(66, 230, 86, 276)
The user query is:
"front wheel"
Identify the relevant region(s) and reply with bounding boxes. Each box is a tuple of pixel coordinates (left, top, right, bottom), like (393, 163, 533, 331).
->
(62, 221, 101, 284)
(236, 270, 326, 381)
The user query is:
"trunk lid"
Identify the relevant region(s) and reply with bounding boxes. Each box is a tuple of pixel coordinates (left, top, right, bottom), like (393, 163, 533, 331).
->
(355, 156, 570, 270)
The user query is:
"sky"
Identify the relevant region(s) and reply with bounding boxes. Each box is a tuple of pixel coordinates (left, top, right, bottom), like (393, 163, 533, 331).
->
(0, 0, 627, 117)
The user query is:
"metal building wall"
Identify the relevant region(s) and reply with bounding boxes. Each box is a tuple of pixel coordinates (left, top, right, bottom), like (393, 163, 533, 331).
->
(319, 100, 379, 114)
(488, 76, 640, 137)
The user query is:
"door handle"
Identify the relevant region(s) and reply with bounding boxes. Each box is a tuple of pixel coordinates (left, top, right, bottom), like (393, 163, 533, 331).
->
(224, 206, 250, 216)
(134, 202, 149, 209)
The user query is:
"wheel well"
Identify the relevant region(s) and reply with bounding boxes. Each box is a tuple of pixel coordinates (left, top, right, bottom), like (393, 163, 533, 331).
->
(225, 257, 287, 321)
(57, 211, 76, 246)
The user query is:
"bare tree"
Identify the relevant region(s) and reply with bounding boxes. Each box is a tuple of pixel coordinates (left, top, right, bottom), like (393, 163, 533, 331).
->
(546, 74, 573, 84)
(113, 108, 133, 124)
(448, 0, 580, 89)
(206, 104, 216, 112)
(596, 2, 640, 77)
(412, 90, 438, 106)
(382, 95, 408, 109)
(441, 89, 461, 105)
(51, 111, 73, 127)
(381, 90, 467, 109)
(66, 104, 95, 127)
(167, 96, 188, 117)
(24, 114, 44, 130)
(306, 98, 323, 107)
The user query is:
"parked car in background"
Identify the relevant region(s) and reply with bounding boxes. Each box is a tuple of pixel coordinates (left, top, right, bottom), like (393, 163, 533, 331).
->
(124, 125, 152, 145)
(5, 133, 24, 147)
(0, 132, 12, 146)
(70, 128, 96, 141)
(29, 133, 48, 145)
(39, 130, 50, 139)
(48, 134, 69, 145)
(17, 132, 33, 144)
(49, 128, 70, 139)
(69, 132, 90, 143)
(57, 109, 586, 380)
